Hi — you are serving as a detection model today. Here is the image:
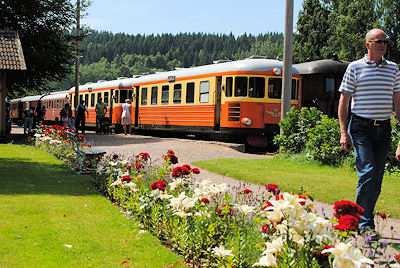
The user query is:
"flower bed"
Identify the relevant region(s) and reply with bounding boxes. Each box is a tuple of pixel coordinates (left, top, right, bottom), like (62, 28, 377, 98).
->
(34, 129, 400, 267)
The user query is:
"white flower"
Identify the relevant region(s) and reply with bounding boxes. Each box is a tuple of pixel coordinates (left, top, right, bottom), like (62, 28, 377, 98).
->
(169, 192, 196, 217)
(253, 253, 277, 267)
(110, 179, 122, 187)
(212, 245, 233, 257)
(169, 178, 185, 190)
(321, 242, 374, 268)
(263, 237, 284, 255)
(235, 204, 256, 215)
(123, 182, 137, 192)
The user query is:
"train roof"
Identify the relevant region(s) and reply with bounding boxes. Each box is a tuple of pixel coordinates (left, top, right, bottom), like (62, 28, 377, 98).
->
(10, 90, 70, 103)
(293, 59, 348, 75)
(67, 77, 137, 92)
(135, 58, 299, 84)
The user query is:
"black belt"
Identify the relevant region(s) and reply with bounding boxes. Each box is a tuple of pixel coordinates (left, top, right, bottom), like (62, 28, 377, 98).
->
(351, 114, 390, 126)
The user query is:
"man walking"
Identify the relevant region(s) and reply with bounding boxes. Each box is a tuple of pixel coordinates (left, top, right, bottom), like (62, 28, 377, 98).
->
(95, 97, 107, 134)
(338, 29, 400, 233)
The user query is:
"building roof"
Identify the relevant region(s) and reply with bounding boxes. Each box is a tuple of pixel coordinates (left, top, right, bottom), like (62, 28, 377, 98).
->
(293, 59, 348, 75)
(0, 30, 26, 71)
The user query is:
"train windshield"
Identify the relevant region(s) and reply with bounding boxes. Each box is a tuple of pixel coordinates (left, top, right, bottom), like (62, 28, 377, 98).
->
(268, 78, 298, 100)
(227, 76, 265, 98)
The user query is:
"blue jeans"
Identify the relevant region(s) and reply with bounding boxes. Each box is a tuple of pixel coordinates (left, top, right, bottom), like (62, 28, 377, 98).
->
(348, 115, 391, 230)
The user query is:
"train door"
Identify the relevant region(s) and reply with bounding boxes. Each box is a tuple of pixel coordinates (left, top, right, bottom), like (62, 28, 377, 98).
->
(214, 76, 222, 130)
(134, 86, 139, 128)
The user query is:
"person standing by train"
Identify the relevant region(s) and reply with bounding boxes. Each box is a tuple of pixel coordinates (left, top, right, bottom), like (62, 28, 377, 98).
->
(95, 97, 107, 134)
(75, 100, 88, 134)
(121, 99, 131, 135)
(23, 102, 34, 135)
(338, 28, 400, 235)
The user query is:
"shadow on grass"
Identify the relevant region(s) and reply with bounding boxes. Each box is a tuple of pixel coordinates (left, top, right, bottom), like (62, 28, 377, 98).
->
(0, 158, 97, 196)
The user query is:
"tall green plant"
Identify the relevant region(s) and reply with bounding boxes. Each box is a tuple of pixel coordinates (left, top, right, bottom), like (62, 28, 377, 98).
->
(274, 107, 323, 153)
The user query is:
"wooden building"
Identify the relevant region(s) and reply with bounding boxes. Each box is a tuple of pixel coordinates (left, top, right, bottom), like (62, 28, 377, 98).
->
(0, 30, 26, 139)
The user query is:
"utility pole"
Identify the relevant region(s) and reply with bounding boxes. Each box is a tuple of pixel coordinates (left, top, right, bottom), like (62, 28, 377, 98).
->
(74, 0, 81, 112)
(281, 0, 294, 122)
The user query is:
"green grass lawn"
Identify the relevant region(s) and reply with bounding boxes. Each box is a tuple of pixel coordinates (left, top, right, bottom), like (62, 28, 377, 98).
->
(0, 144, 184, 268)
(194, 154, 400, 218)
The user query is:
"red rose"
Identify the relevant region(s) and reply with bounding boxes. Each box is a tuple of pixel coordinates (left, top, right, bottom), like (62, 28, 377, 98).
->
(150, 179, 167, 191)
(298, 194, 307, 206)
(333, 200, 364, 219)
(261, 224, 270, 234)
(265, 183, 280, 194)
(192, 168, 200, 174)
(121, 175, 132, 182)
(334, 214, 360, 231)
(241, 188, 253, 194)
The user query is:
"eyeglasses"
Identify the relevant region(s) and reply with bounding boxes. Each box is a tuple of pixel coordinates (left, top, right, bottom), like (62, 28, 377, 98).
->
(369, 39, 389, 45)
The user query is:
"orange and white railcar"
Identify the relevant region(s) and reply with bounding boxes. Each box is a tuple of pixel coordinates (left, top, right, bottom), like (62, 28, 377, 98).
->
(132, 58, 301, 146)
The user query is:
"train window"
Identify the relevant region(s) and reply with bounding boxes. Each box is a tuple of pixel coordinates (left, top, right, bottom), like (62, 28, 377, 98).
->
(161, 85, 169, 104)
(325, 78, 335, 93)
(119, 90, 128, 103)
(114, 90, 119, 103)
(79, 94, 83, 104)
(199, 81, 209, 103)
(141, 88, 148, 105)
(90, 93, 95, 107)
(128, 90, 133, 100)
(268, 78, 298, 100)
(97, 92, 101, 102)
(173, 84, 182, 104)
(225, 77, 233, 97)
(249, 77, 265, 98)
(151, 86, 158, 105)
(234, 77, 247, 97)
(104, 92, 109, 104)
(186, 82, 195, 103)
(84, 94, 89, 106)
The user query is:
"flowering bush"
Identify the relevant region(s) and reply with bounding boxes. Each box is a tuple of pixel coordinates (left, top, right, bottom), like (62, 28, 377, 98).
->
(94, 150, 382, 268)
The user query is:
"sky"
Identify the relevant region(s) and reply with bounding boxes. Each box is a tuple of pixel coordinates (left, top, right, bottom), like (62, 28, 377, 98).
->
(83, 0, 304, 36)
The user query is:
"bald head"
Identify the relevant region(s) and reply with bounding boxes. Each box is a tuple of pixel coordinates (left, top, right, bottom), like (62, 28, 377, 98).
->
(365, 29, 388, 43)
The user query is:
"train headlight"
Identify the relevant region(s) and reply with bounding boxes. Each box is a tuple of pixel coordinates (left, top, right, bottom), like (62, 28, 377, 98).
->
(241, 117, 252, 126)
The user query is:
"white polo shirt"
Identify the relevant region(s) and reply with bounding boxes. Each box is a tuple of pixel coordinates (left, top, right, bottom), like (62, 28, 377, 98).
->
(339, 56, 400, 120)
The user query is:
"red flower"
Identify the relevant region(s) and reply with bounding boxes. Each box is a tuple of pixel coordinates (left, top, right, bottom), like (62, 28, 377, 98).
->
(333, 200, 364, 219)
(121, 175, 132, 183)
(265, 183, 280, 194)
(275, 194, 284, 200)
(163, 150, 179, 164)
(150, 179, 167, 191)
(181, 165, 191, 175)
(261, 224, 270, 234)
(135, 160, 144, 171)
(200, 197, 210, 204)
(394, 253, 400, 263)
(241, 188, 253, 194)
(298, 194, 307, 206)
(192, 167, 200, 174)
(334, 214, 360, 231)
(171, 166, 182, 177)
(262, 201, 273, 210)
(137, 152, 150, 161)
